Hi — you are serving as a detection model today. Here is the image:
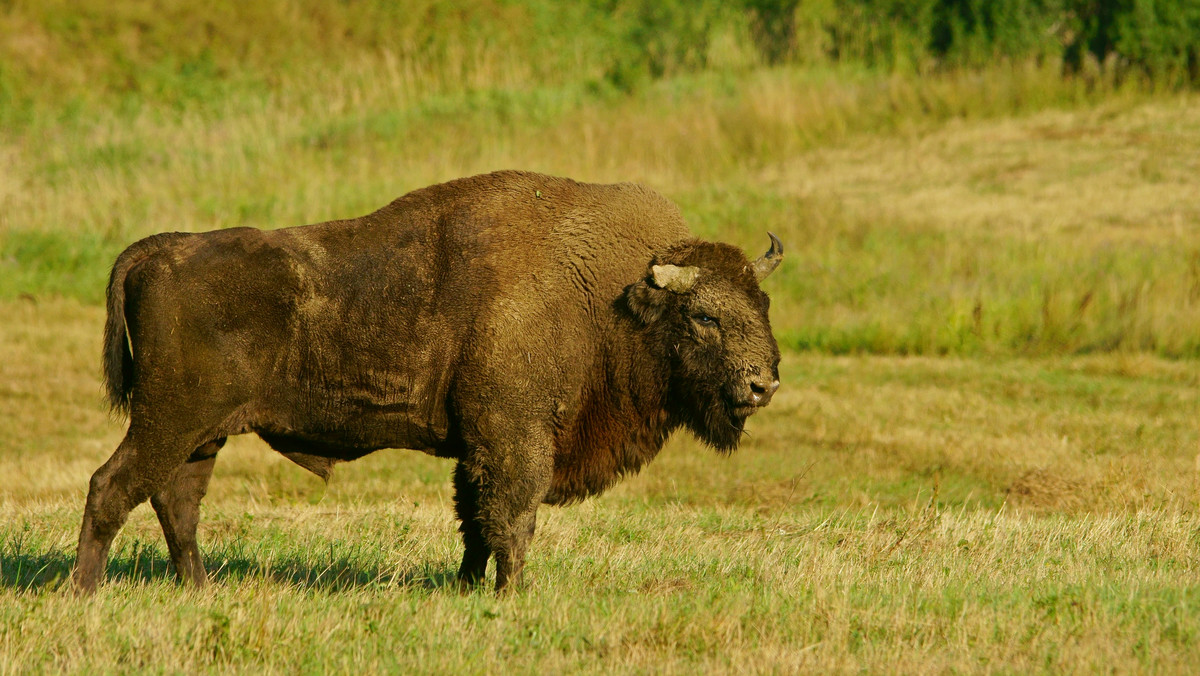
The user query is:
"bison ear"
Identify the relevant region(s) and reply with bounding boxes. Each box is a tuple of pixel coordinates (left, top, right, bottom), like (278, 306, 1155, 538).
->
(624, 264, 699, 324)
(624, 280, 673, 324)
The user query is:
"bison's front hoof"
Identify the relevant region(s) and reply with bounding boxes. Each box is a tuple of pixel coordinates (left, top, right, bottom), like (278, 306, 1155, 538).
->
(72, 573, 100, 597)
(455, 576, 486, 595)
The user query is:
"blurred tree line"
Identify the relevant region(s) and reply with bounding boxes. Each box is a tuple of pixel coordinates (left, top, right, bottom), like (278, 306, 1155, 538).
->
(609, 0, 1200, 85)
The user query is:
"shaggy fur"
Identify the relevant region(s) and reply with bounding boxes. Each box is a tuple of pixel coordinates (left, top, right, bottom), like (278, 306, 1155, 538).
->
(76, 170, 782, 594)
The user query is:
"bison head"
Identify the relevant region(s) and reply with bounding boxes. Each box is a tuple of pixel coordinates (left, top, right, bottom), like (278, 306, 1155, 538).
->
(626, 234, 783, 451)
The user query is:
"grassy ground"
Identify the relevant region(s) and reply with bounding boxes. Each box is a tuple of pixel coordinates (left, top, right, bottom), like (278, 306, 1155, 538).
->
(1, 298, 1198, 673)
(2, 7, 1200, 672)
(3, 501, 1200, 673)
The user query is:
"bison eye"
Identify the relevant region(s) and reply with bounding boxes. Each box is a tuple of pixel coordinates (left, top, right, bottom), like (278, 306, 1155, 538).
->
(692, 313, 719, 328)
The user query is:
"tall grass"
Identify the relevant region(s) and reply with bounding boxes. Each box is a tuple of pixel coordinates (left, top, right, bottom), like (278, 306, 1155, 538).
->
(3, 56, 1196, 356)
(2, 1, 1197, 358)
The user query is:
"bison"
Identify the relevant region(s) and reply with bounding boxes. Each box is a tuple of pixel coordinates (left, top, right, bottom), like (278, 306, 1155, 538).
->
(75, 170, 783, 593)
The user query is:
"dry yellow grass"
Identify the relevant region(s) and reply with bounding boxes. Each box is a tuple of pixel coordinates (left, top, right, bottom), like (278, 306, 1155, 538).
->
(765, 97, 1200, 242)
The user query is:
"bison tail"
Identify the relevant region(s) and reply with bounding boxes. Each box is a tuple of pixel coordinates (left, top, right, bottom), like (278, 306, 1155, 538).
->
(102, 233, 178, 415)
(102, 252, 136, 415)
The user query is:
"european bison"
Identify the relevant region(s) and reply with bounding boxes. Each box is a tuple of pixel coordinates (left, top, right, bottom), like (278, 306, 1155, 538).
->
(75, 170, 782, 593)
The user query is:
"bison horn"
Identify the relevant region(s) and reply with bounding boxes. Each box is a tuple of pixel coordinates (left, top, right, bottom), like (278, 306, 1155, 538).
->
(650, 264, 700, 293)
(751, 232, 784, 282)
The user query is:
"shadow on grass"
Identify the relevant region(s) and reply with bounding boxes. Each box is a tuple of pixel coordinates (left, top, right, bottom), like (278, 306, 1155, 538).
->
(0, 542, 461, 594)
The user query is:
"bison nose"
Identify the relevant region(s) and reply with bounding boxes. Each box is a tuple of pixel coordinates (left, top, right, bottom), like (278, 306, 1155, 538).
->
(749, 378, 779, 407)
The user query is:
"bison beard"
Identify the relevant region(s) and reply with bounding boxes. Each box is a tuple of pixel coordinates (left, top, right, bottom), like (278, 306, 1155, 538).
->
(669, 341, 750, 452)
(72, 170, 783, 595)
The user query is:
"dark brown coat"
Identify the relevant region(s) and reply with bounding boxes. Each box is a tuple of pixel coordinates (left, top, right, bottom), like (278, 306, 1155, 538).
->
(75, 170, 782, 593)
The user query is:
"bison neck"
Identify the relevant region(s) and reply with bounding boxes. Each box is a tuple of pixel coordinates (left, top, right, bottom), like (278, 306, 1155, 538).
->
(544, 330, 678, 505)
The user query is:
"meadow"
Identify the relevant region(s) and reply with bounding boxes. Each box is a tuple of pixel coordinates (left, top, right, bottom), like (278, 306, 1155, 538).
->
(2, 2, 1199, 673)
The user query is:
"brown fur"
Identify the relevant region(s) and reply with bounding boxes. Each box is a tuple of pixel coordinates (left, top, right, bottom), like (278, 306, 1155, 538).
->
(75, 170, 782, 594)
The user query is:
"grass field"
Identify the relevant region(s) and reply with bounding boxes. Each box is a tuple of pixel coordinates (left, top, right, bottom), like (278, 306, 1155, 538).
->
(2, 4, 1200, 673)
(2, 300, 1199, 672)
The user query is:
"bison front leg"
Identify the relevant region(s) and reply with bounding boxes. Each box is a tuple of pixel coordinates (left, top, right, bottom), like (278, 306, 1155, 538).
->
(494, 509, 538, 592)
(457, 440, 552, 594)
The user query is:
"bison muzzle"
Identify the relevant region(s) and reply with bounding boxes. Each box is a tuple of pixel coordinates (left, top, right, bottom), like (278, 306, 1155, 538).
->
(74, 170, 783, 594)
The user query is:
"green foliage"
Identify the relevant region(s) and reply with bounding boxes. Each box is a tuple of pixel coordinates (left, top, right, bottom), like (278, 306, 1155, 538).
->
(1, 0, 1197, 123)
(4, 503, 1200, 672)
(600, 0, 738, 89)
(1108, 0, 1200, 82)
(928, 0, 1069, 64)
(736, 0, 1200, 79)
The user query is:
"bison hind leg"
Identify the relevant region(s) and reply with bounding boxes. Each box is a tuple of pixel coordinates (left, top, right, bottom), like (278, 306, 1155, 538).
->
(150, 438, 225, 587)
(75, 431, 207, 593)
